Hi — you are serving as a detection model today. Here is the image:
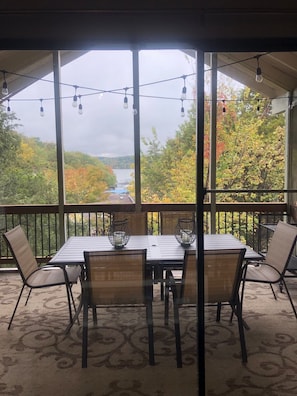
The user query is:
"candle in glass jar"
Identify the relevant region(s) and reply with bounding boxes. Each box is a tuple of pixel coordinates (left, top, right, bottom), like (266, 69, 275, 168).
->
(181, 230, 191, 244)
(113, 231, 125, 246)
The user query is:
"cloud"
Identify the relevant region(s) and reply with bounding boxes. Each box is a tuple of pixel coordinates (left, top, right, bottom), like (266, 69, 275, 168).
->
(12, 49, 196, 157)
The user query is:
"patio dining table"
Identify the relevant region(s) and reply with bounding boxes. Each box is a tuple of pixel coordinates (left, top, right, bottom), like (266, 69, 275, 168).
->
(49, 234, 261, 332)
(49, 233, 261, 268)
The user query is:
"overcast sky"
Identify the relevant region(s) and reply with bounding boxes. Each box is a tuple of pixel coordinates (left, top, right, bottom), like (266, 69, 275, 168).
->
(11, 50, 197, 157)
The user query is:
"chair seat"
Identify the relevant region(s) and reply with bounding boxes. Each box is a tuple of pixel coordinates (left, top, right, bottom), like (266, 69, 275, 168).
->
(27, 265, 81, 288)
(245, 262, 281, 283)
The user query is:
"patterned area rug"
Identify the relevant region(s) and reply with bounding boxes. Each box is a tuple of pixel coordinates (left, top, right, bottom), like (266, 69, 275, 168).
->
(1, 272, 297, 395)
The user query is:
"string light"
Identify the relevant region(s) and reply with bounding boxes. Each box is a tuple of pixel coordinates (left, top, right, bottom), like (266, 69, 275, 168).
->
(181, 99, 185, 117)
(72, 85, 78, 107)
(2, 71, 8, 96)
(0, 51, 268, 100)
(78, 95, 83, 115)
(181, 75, 187, 100)
(257, 99, 260, 112)
(222, 100, 226, 114)
(255, 55, 264, 83)
(7, 99, 11, 113)
(0, 52, 290, 118)
(0, 52, 270, 106)
(39, 99, 44, 117)
(123, 88, 128, 109)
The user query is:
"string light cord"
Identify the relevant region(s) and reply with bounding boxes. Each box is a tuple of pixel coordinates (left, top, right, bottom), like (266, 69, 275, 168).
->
(3, 53, 268, 95)
(204, 52, 270, 72)
(0, 52, 271, 100)
(0, 68, 196, 104)
(1, 51, 296, 115)
(4, 90, 294, 106)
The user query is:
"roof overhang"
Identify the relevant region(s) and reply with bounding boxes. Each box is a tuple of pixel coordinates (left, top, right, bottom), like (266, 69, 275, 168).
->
(0, 50, 87, 101)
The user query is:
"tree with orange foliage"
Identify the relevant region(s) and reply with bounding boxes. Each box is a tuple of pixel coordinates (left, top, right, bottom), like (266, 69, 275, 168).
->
(65, 165, 111, 203)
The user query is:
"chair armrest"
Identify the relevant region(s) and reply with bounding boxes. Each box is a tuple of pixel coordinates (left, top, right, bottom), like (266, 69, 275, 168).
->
(244, 260, 282, 277)
(245, 260, 262, 267)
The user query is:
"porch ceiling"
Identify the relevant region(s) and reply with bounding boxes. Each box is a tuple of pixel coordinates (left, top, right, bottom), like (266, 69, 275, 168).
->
(211, 52, 297, 99)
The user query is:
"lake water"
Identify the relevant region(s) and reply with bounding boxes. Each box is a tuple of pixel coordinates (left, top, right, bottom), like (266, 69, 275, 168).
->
(112, 169, 133, 194)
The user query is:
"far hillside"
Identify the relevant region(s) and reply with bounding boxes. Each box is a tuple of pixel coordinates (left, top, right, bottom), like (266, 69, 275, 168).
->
(98, 156, 134, 169)
(0, 115, 116, 205)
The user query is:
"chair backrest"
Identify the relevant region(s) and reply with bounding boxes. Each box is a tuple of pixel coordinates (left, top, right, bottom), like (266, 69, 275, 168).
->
(3, 225, 39, 282)
(83, 249, 147, 305)
(265, 221, 297, 274)
(160, 211, 195, 235)
(112, 212, 148, 235)
(181, 249, 246, 305)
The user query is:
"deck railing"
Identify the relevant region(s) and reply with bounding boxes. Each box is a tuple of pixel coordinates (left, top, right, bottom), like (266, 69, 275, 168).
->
(0, 202, 289, 267)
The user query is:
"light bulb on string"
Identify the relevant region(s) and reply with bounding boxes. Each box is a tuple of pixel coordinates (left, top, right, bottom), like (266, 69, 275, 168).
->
(2, 71, 8, 96)
(123, 88, 128, 109)
(7, 99, 11, 113)
(222, 99, 226, 114)
(181, 75, 187, 100)
(39, 99, 45, 117)
(78, 95, 83, 115)
(255, 56, 264, 83)
(72, 85, 78, 107)
(181, 100, 185, 117)
(257, 99, 260, 112)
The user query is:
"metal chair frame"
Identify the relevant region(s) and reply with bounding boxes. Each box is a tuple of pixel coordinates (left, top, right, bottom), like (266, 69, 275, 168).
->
(165, 248, 247, 367)
(242, 221, 297, 318)
(3, 225, 80, 329)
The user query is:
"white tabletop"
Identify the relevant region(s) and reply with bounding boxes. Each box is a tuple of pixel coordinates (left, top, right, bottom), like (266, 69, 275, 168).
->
(49, 234, 261, 265)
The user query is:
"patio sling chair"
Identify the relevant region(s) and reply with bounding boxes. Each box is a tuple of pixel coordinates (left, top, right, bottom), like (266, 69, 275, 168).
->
(3, 225, 81, 329)
(112, 212, 148, 235)
(164, 248, 247, 368)
(82, 249, 155, 368)
(241, 220, 297, 318)
(160, 211, 195, 235)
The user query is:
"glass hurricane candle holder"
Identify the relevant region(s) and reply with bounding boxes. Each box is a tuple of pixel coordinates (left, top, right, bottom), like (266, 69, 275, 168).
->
(108, 219, 130, 249)
(175, 218, 196, 247)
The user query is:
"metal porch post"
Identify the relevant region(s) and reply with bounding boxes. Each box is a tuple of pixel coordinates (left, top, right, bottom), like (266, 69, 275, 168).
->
(196, 49, 205, 396)
(53, 51, 66, 244)
(132, 50, 141, 211)
(210, 53, 217, 234)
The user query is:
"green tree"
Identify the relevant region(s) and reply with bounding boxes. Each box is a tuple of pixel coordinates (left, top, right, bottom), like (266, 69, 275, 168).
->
(215, 88, 285, 202)
(141, 128, 170, 202)
(0, 107, 21, 168)
(0, 137, 58, 204)
(140, 84, 285, 204)
(0, 109, 116, 204)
